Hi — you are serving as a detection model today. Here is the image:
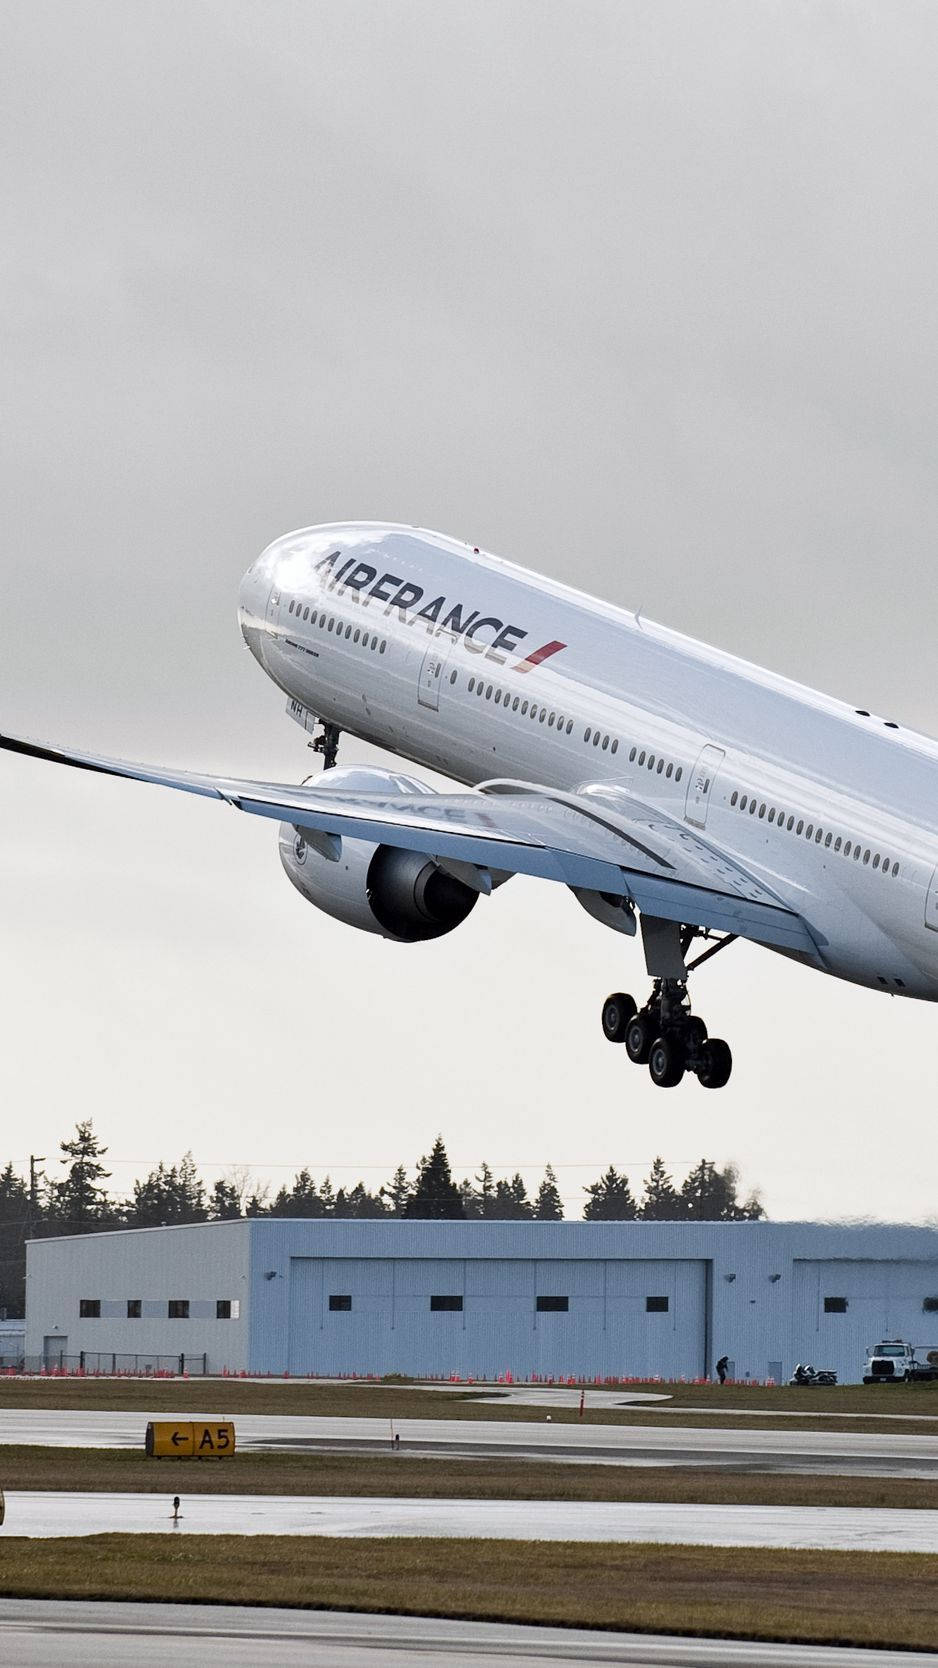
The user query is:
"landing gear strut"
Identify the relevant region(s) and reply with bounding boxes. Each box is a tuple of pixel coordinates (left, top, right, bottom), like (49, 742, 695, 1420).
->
(311, 722, 341, 770)
(601, 925, 736, 1090)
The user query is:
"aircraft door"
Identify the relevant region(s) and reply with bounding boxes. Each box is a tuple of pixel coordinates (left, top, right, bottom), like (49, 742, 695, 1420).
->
(266, 584, 282, 632)
(685, 744, 725, 828)
(925, 866, 938, 932)
(417, 635, 453, 711)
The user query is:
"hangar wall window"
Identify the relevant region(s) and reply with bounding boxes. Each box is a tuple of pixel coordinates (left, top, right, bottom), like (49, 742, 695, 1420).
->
(216, 1299, 232, 1319)
(167, 1299, 189, 1319)
(126, 1299, 141, 1319)
(536, 1295, 569, 1312)
(329, 1294, 352, 1312)
(79, 1298, 100, 1318)
(645, 1295, 669, 1312)
(430, 1294, 463, 1311)
(923, 1297, 938, 1312)
(823, 1296, 848, 1313)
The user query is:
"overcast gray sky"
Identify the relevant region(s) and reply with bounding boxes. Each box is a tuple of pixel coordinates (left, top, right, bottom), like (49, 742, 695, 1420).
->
(2, 1, 937, 1221)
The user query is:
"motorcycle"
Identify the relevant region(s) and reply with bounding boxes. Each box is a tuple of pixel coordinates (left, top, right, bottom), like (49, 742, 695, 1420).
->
(789, 1362, 837, 1386)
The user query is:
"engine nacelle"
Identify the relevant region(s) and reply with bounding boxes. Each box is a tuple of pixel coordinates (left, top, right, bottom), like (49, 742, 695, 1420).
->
(278, 765, 478, 943)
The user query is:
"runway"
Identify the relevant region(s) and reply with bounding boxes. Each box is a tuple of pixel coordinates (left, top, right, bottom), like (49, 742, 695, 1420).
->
(3, 1491, 938, 1551)
(4, 1407, 938, 1477)
(1, 1600, 935, 1667)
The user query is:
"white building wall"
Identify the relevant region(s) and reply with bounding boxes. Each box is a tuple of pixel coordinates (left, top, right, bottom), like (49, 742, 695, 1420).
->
(24, 1218, 938, 1383)
(25, 1222, 252, 1372)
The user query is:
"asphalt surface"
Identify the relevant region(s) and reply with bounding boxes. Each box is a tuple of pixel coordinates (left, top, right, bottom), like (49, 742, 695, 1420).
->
(3, 1407, 938, 1478)
(4, 1491, 938, 1551)
(0, 1602, 935, 1668)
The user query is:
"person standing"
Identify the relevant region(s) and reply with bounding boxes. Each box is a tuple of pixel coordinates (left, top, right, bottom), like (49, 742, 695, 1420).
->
(715, 1354, 729, 1385)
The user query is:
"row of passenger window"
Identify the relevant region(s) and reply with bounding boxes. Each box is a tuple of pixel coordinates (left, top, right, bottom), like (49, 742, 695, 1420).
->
(627, 745, 683, 783)
(729, 791, 900, 877)
(467, 676, 576, 735)
(327, 1294, 670, 1313)
(286, 599, 387, 655)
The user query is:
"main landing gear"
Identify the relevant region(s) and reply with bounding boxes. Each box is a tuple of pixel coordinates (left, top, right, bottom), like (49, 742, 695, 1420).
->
(601, 924, 736, 1090)
(311, 721, 341, 770)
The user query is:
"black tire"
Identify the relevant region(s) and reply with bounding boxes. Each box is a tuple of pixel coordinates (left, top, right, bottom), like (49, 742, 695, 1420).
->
(601, 991, 637, 1043)
(698, 1037, 733, 1089)
(648, 1033, 685, 1089)
(684, 1015, 708, 1054)
(625, 1012, 655, 1065)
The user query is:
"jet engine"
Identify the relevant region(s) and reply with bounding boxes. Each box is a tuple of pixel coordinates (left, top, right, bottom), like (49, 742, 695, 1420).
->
(278, 765, 479, 943)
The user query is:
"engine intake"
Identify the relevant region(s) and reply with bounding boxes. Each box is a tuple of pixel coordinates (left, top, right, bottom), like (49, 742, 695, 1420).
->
(277, 764, 478, 943)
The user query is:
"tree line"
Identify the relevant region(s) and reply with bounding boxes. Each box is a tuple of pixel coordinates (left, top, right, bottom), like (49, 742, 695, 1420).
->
(0, 1124, 763, 1318)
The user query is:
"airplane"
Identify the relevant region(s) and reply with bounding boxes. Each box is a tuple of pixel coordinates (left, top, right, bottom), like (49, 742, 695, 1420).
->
(3, 522, 937, 1091)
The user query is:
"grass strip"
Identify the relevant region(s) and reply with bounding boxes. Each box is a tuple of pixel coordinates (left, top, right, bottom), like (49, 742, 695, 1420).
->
(0, 1534, 936, 1648)
(1, 1446, 936, 1510)
(1, 1376, 936, 1433)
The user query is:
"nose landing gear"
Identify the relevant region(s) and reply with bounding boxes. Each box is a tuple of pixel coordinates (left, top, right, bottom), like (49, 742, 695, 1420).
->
(601, 924, 736, 1090)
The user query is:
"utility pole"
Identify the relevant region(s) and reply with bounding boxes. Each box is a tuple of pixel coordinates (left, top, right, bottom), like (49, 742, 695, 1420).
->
(27, 1156, 46, 1239)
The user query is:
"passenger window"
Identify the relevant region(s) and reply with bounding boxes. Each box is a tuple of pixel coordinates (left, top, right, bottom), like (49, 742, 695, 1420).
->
(796, 821, 804, 835)
(731, 792, 738, 806)
(675, 768, 682, 782)
(767, 808, 775, 823)
(379, 641, 386, 653)
(566, 720, 573, 734)
(611, 739, 618, 753)
(521, 702, 529, 716)
(584, 728, 592, 743)
(494, 690, 502, 705)
(303, 607, 309, 621)
(638, 752, 646, 766)
(806, 825, 814, 839)
(629, 747, 637, 762)
(656, 757, 663, 772)
(873, 854, 880, 869)
(758, 803, 766, 818)
(593, 731, 599, 744)
(834, 837, 842, 852)
(815, 828, 823, 843)
(825, 832, 832, 847)
(665, 761, 672, 777)
(469, 678, 475, 693)
(602, 736, 609, 750)
(749, 801, 757, 815)
(739, 795, 747, 810)
(863, 849, 870, 864)
(539, 709, 546, 722)
(486, 685, 493, 699)
(450, 670, 457, 684)
(288, 601, 295, 614)
(893, 862, 900, 877)
(648, 755, 656, 770)
(513, 697, 520, 711)
(353, 628, 360, 642)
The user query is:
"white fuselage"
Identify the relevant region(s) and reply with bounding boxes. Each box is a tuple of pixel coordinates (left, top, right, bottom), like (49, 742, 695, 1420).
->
(238, 523, 938, 1000)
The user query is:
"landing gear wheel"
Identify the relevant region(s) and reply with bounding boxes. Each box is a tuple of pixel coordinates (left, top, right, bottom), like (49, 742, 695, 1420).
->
(698, 1037, 733, 1089)
(649, 1033, 686, 1089)
(625, 1012, 655, 1065)
(601, 992, 637, 1044)
(684, 1015, 708, 1052)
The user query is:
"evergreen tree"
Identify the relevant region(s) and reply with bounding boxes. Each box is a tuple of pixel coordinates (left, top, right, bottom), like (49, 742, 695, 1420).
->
(334, 1182, 388, 1219)
(318, 1176, 336, 1216)
(381, 1165, 411, 1217)
(129, 1153, 206, 1227)
(270, 1168, 324, 1218)
(583, 1165, 637, 1221)
(680, 1159, 764, 1221)
(0, 1163, 29, 1317)
(459, 1176, 481, 1218)
(207, 1178, 242, 1220)
(405, 1137, 463, 1219)
(492, 1174, 533, 1219)
(476, 1163, 497, 1218)
(50, 1121, 113, 1228)
(533, 1164, 564, 1221)
(639, 1157, 682, 1221)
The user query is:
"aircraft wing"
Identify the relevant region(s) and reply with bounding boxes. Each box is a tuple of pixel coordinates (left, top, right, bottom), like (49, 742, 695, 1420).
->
(0, 732, 819, 958)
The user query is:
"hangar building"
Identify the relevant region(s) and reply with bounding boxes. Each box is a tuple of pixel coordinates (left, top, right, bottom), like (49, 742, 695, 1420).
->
(23, 1218, 938, 1385)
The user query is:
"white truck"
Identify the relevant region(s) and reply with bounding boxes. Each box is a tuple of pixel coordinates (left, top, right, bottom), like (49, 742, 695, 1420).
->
(862, 1339, 938, 1383)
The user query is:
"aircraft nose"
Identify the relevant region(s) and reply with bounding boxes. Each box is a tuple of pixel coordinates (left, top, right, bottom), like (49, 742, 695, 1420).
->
(238, 554, 271, 641)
